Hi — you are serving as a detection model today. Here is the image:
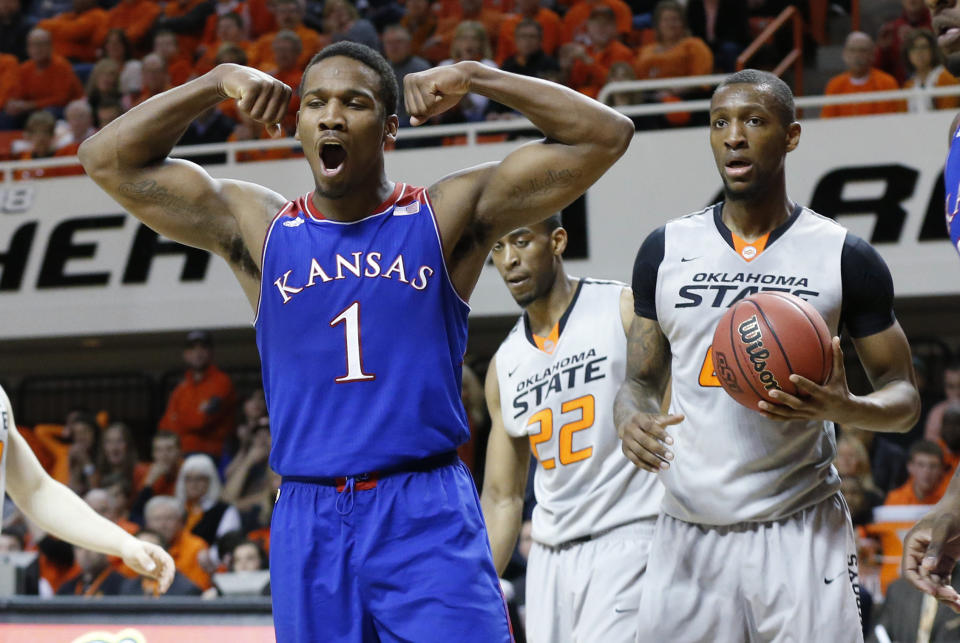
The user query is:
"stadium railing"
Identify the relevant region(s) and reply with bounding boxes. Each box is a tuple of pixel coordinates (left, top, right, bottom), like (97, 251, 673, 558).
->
(2, 80, 960, 180)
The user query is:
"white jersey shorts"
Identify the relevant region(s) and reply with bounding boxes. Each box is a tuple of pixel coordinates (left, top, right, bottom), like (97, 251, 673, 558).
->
(526, 519, 655, 643)
(635, 493, 863, 643)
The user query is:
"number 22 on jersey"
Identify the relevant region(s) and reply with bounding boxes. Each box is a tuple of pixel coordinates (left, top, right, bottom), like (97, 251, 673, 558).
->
(527, 395, 595, 469)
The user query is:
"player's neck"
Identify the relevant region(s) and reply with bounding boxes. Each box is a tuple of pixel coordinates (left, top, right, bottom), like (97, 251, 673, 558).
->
(311, 171, 394, 223)
(525, 271, 576, 336)
(721, 188, 792, 241)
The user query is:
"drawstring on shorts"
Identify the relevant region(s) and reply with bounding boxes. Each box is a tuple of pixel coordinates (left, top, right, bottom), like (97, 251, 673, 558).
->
(336, 477, 356, 515)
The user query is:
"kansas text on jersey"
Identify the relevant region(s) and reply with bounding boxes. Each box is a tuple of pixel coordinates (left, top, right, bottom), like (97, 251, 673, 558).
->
(255, 184, 470, 477)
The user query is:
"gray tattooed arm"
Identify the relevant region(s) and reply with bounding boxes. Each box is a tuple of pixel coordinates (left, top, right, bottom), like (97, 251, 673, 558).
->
(614, 315, 683, 473)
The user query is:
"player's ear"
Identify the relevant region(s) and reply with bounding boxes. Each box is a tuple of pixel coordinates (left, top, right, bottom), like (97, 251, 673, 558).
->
(294, 111, 301, 141)
(785, 121, 801, 153)
(384, 113, 399, 143)
(551, 227, 568, 256)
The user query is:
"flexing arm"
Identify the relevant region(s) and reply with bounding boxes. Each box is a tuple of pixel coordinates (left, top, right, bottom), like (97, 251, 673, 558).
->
(405, 62, 634, 297)
(1, 389, 174, 593)
(78, 64, 291, 304)
(614, 315, 681, 474)
(480, 356, 531, 575)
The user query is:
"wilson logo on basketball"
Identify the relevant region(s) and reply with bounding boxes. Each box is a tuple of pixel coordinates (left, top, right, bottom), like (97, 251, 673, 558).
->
(737, 316, 782, 392)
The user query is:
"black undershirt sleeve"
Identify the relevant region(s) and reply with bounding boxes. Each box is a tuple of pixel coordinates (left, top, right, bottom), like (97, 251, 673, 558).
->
(631, 226, 666, 320)
(840, 233, 896, 338)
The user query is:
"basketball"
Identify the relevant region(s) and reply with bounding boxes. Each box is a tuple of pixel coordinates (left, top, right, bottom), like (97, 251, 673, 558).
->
(711, 292, 833, 411)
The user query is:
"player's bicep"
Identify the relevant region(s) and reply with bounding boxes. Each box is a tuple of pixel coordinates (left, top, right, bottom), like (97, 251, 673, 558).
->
(852, 322, 917, 391)
(85, 157, 246, 254)
(475, 139, 613, 238)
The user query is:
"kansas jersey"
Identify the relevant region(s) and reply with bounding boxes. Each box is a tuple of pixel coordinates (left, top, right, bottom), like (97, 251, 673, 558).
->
(255, 183, 471, 477)
(495, 279, 662, 546)
(633, 204, 895, 525)
(944, 121, 960, 259)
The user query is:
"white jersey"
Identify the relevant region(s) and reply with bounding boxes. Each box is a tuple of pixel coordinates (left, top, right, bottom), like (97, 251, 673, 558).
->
(495, 278, 662, 546)
(636, 204, 895, 525)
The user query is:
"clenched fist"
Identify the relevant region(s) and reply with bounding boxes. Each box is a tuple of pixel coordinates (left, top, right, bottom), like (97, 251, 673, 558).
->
(404, 63, 474, 126)
(216, 64, 292, 138)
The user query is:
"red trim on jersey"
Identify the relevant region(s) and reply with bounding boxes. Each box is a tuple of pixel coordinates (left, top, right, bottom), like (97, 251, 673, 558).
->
(253, 200, 298, 324)
(303, 183, 406, 221)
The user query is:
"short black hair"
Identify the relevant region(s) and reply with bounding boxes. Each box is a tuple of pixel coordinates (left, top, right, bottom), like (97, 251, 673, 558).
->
(300, 42, 399, 117)
(714, 69, 796, 127)
(541, 213, 563, 232)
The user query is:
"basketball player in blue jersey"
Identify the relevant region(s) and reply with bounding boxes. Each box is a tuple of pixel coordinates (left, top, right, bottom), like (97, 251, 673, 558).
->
(616, 70, 920, 642)
(482, 215, 663, 642)
(78, 42, 633, 641)
(901, 0, 960, 611)
(0, 386, 175, 594)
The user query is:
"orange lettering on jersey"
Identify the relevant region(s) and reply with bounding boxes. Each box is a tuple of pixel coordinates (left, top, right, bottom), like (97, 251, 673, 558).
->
(732, 231, 769, 262)
(559, 395, 594, 465)
(528, 408, 555, 469)
(533, 323, 560, 354)
(698, 347, 722, 387)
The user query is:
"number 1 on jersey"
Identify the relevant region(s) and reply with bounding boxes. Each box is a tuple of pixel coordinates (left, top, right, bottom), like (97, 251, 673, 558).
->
(330, 302, 375, 383)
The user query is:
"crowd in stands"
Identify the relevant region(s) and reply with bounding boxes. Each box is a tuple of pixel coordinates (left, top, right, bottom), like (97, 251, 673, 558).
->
(9, 0, 955, 171)
(4, 325, 960, 636)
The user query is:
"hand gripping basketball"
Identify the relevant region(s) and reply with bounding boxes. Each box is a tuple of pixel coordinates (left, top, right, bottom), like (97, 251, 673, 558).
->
(404, 64, 472, 127)
(758, 336, 853, 422)
(217, 64, 292, 138)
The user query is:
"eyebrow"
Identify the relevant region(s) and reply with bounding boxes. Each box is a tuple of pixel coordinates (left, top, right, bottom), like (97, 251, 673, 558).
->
(302, 87, 376, 100)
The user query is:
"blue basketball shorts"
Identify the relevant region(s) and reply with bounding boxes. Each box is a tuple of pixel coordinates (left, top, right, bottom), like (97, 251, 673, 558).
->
(269, 455, 514, 642)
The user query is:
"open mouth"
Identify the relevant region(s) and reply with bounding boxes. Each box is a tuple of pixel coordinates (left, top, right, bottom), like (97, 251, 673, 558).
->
(725, 159, 753, 178)
(320, 142, 347, 177)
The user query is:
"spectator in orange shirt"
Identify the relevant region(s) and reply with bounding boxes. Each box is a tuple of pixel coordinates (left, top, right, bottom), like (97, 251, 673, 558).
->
(126, 54, 170, 110)
(102, 0, 162, 51)
(153, 30, 194, 88)
(154, 0, 213, 55)
(429, 0, 502, 64)
(902, 29, 960, 111)
(4, 29, 84, 123)
(822, 32, 906, 118)
(885, 441, 950, 506)
(200, 0, 251, 45)
(248, 0, 325, 70)
(57, 546, 127, 596)
(195, 13, 250, 76)
(562, 0, 632, 45)
(495, 0, 561, 64)
(158, 330, 237, 458)
(579, 7, 633, 86)
(33, 408, 100, 493)
(120, 530, 203, 596)
(556, 41, 606, 97)
(634, 1, 713, 81)
(36, 0, 107, 63)
(400, 0, 437, 59)
(0, 52, 20, 120)
(144, 495, 212, 590)
(133, 431, 183, 501)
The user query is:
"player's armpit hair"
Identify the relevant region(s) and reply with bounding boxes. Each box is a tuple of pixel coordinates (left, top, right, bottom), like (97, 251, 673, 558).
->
(221, 234, 261, 280)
